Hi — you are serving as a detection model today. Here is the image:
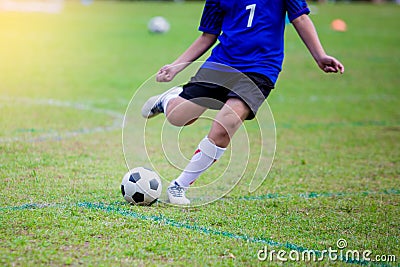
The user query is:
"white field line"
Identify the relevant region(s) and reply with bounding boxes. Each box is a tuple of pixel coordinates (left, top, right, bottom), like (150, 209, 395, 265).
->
(0, 96, 124, 143)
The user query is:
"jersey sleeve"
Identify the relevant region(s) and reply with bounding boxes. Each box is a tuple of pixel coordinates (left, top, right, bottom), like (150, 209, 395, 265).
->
(198, 0, 224, 35)
(285, 0, 310, 23)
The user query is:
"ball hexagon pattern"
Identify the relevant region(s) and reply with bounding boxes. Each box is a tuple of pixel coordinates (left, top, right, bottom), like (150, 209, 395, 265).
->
(121, 167, 162, 206)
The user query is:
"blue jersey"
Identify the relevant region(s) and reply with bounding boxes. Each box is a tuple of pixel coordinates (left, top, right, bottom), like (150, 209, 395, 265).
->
(199, 0, 310, 84)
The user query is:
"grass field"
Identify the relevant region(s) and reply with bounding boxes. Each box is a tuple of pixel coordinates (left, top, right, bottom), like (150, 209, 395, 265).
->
(0, 1, 399, 266)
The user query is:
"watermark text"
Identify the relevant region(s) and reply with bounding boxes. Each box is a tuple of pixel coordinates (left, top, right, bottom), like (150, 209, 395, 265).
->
(257, 239, 397, 263)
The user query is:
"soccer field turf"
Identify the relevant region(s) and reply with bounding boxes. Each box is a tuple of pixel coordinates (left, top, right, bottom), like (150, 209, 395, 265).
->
(0, 1, 399, 266)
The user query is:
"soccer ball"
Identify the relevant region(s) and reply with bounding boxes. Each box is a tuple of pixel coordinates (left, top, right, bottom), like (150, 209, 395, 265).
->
(121, 167, 162, 206)
(148, 16, 170, 34)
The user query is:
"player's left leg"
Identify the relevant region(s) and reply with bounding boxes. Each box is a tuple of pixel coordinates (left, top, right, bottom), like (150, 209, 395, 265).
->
(141, 86, 183, 119)
(165, 96, 207, 126)
(167, 98, 250, 205)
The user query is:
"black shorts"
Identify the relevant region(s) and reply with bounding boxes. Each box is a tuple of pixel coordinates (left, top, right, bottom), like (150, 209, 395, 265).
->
(180, 68, 274, 120)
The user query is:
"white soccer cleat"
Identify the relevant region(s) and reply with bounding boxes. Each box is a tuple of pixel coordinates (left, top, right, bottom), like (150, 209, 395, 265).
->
(141, 86, 183, 118)
(167, 181, 190, 205)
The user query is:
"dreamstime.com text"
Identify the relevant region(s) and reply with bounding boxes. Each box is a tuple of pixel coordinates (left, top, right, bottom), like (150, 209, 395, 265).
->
(257, 239, 397, 263)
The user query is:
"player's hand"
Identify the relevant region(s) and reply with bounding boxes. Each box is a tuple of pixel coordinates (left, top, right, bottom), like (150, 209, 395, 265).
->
(156, 64, 178, 82)
(317, 56, 344, 74)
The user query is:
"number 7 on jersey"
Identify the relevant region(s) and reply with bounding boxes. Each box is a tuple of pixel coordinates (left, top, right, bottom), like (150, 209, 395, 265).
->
(246, 4, 256, 28)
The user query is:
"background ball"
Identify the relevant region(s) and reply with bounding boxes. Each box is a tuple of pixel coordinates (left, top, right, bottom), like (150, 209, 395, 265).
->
(121, 167, 162, 206)
(148, 16, 170, 34)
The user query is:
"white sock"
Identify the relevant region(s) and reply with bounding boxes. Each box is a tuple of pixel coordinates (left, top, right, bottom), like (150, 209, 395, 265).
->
(173, 136, 226, 188)
(162, 87, 182, 116)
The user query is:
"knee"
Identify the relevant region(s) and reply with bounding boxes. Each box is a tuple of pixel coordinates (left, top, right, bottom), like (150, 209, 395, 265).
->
(219, 112, 243, 133)
(208, 119, 233, 147)
(209, 107, 247, 147)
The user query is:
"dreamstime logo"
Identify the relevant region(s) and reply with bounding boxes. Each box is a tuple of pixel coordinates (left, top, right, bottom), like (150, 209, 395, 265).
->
(122, 61, 276, 206)
(257, 238, 397, 263)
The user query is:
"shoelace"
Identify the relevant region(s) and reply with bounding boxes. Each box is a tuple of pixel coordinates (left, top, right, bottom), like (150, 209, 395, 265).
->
(150, 101, 163, 114)
(169, 185, 184, 197)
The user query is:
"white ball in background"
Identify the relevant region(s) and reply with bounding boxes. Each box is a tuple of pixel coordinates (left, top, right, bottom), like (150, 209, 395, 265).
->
(148, 16, 170, 34)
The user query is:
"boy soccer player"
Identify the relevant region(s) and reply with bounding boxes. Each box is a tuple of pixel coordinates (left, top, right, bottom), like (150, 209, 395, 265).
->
(142, 0, 344, 205)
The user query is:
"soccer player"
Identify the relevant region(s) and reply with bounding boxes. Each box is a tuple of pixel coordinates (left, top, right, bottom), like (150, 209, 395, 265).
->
(142, 0, 344, 205)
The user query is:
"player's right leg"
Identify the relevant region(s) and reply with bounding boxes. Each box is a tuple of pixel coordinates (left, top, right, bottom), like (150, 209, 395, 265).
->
(141, 86, 206, 126)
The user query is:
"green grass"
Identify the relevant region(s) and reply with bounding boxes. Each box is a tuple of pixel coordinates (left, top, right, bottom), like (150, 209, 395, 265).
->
(0, 1, 399, 266)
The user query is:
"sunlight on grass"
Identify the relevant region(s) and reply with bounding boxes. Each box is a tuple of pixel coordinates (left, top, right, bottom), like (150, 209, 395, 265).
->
(0, 1, 399, 266)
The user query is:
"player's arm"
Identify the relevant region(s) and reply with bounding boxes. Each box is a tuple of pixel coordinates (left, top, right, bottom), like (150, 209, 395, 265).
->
(157, 0, 223, 82)
(156, 33, 218, 82)
(292, 14, 344, 74)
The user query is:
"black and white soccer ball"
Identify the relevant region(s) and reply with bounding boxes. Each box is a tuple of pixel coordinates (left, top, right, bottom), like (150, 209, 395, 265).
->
(148, 16, 170, 34)
(121, 167, 162, 206)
